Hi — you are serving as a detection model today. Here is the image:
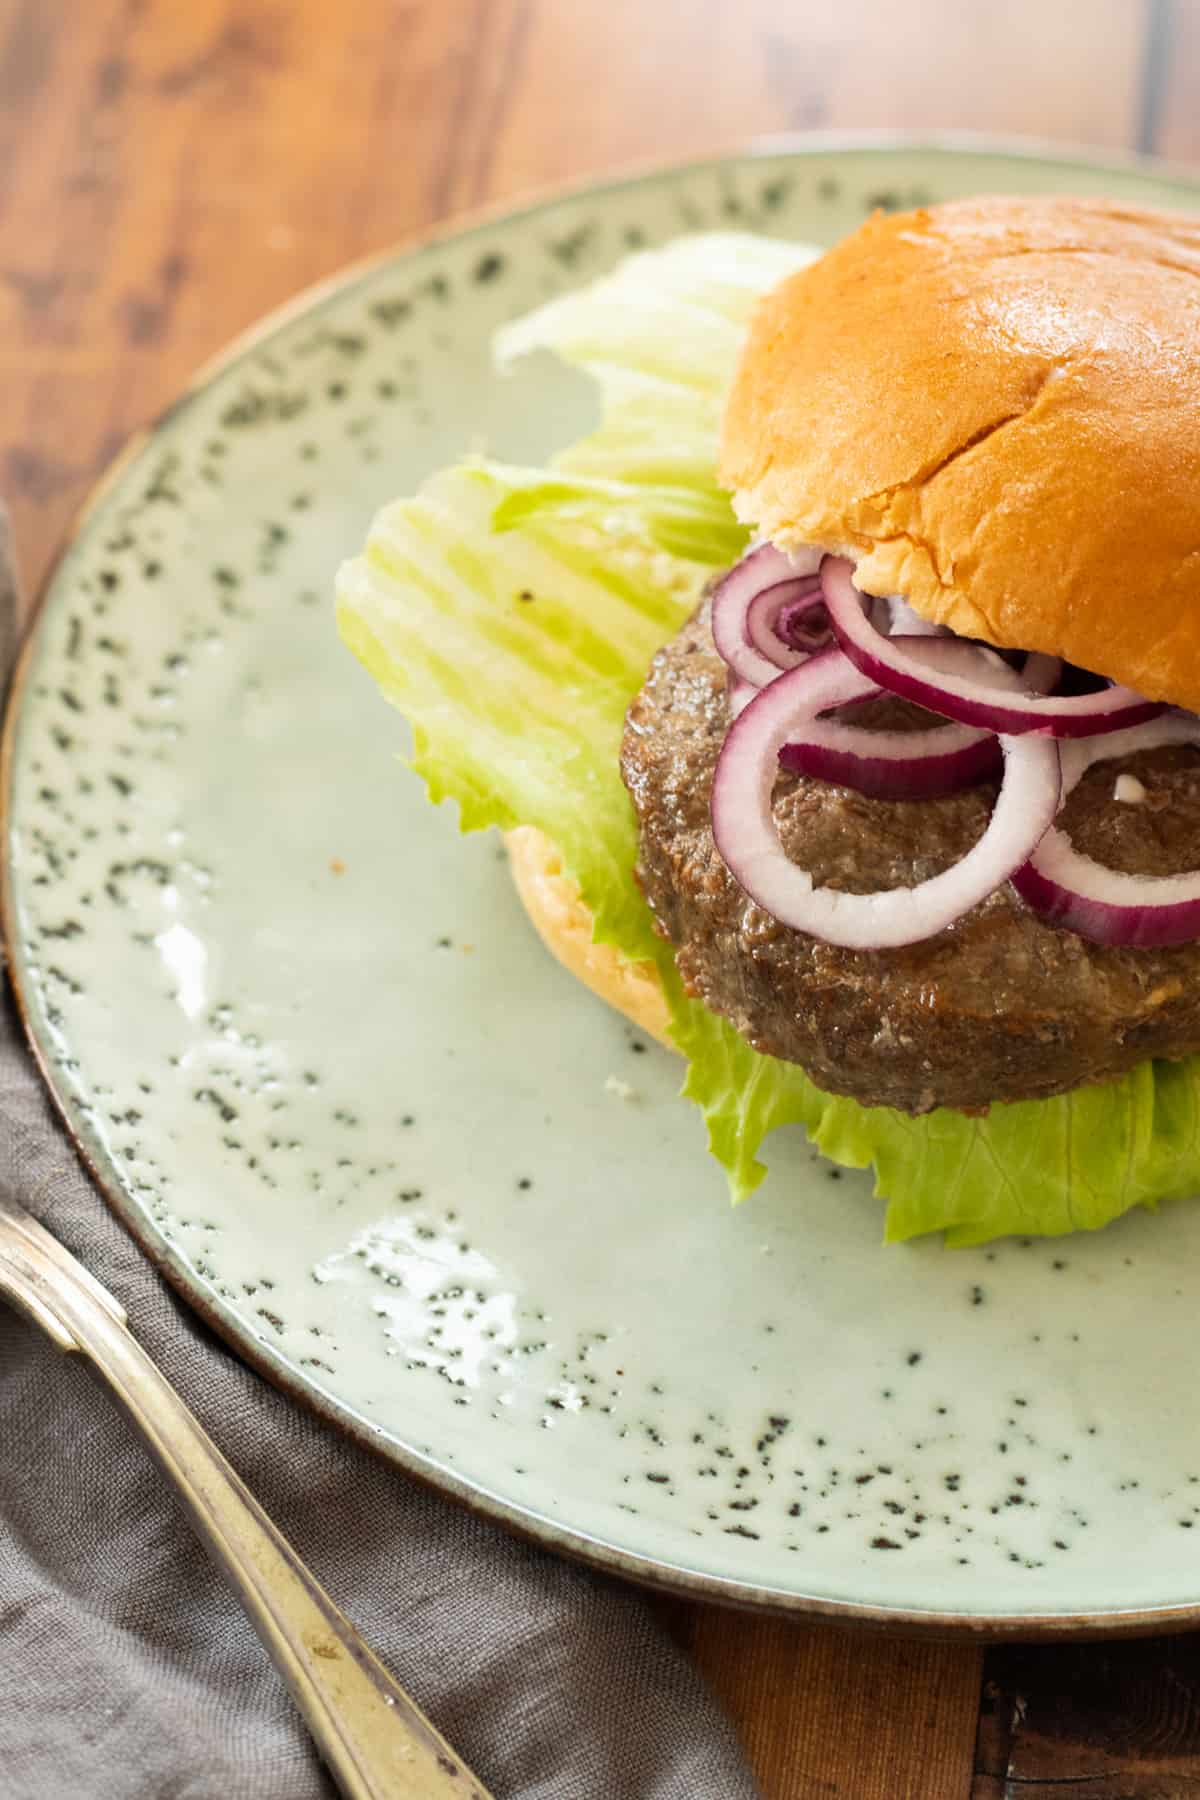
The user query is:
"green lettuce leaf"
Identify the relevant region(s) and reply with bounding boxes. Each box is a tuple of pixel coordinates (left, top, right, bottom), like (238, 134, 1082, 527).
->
(673, 992, 1200, 1245)
(337, 231, 1200, 1243)
(337, 458, 711, 960)
(495, 230, 816, 490)
(491, 472, 750, 567)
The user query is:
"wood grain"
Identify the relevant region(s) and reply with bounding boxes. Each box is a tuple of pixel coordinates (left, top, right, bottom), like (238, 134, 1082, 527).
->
(688, 1613, 981, 1799)
(467, 0, 1144, 209)
(0, 0, 507, 595)
(973, 1640, 1200, 1797)
(1, 4, 1197, 1798)
(0, 0, 1153, 600)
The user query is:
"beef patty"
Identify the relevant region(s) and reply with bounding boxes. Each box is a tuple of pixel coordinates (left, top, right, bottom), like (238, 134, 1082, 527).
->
(620, 602, 1200, 1113)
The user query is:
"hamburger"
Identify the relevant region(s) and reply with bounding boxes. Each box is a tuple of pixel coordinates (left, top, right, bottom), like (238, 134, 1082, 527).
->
(338, 195, 1200, 1244)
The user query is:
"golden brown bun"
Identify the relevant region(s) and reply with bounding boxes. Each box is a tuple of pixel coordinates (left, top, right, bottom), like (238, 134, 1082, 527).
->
(505, 826, 675, 1051)
(720, 196, 1200, 711)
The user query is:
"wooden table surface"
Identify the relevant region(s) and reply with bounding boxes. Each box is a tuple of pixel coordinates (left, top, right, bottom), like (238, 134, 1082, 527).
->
(5, 2, 1200, 1795)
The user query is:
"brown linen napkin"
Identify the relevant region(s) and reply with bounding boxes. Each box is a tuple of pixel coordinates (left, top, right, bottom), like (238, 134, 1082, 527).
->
(0, 510, 758, 1800)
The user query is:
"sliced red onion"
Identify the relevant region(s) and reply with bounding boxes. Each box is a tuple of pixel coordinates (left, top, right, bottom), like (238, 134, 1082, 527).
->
(779, 712, 1002, 797)
(743, 579, 829, 674)
(885, 635, 1039, 692)
(1022, 651, 1064, 695)
(731, 641, 1055, 797)
(711, 648, 1061, 949)
(1012, 715, 1200, 946)
(775, 636, 1065, 799)
(775, 637, 993, 798)
(821, 556, 1164, 739)
(880, 635, 1063, 700)
(889, 595, 945, 638)
(776, 591, 831, 651)
(745, 581, 829, 670)
(727, 673, 757, 719)
(711, 543, 823, 688)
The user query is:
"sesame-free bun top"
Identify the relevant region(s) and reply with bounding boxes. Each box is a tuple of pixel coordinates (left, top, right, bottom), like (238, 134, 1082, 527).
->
(720, 195, 1200, 711)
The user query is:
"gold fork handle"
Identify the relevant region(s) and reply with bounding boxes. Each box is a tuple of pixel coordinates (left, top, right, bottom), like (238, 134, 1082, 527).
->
(0, 1213, 492, 1800)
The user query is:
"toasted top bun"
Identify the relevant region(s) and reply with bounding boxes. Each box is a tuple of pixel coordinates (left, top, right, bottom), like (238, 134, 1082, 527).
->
(504, 826, 675, 1050)
(720, 195, 1200, 711)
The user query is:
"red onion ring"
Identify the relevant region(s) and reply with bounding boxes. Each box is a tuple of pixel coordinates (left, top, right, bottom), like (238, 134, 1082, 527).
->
(821, 556, 1164, 739)
(1012, 715, 1200, 945)
(888, 595, 945, 638)
(779, 712, 1002, 798)
(711, 647, 1061, 949)
(711, 544, 823, 688)
(727, 673, 757, 719)
(775, 639, 1061, 800)
(730, 637, 1059, 797)
(776, 591, 831, 651)
(745, 581, 829, 669)
(776, 640, 994, 798)
(883, 635, 1049, 693)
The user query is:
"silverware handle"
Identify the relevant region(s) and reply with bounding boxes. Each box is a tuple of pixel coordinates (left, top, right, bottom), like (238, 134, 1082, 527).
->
(0, 1215, 492, 1800)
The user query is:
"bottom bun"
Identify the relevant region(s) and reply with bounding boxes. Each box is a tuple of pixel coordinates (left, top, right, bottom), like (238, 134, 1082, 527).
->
(504, 826, 675, 1051)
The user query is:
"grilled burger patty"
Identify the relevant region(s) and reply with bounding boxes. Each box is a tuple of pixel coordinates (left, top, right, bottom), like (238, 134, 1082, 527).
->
(621, 602, 1200, 1114)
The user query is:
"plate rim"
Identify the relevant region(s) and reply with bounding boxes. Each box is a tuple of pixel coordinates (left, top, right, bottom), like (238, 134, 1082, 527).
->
(8, 134, 1200, 1639)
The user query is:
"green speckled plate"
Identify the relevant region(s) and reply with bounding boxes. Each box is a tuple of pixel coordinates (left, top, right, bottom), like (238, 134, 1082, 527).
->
(9, 141, 1200, 1634)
